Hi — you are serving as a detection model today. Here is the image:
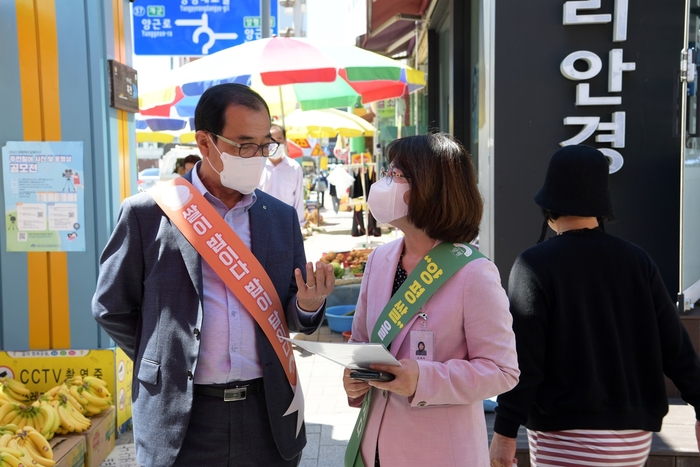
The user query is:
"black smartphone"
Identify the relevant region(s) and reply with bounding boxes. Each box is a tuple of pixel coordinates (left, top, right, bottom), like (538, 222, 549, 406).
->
(349, 369, 395, 382)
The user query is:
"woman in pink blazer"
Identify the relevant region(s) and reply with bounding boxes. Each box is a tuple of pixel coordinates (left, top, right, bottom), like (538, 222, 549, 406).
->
(343, 133, 520, 467)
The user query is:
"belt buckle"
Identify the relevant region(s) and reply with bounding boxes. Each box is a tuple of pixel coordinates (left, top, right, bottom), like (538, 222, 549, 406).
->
(223, 387, 247, 402)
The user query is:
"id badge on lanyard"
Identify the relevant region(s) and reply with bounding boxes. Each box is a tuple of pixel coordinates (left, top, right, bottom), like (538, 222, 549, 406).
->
(410, 312, 434, 361)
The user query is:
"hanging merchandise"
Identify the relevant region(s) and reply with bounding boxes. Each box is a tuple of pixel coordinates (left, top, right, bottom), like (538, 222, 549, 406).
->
(327, 165, 355, 195)
(350, 166, 380, 238)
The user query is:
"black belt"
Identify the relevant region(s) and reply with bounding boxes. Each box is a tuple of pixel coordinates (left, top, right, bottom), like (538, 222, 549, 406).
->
(194, 378, 264, 401)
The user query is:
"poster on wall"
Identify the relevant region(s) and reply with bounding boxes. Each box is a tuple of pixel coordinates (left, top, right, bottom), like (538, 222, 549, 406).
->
(1, 141, 86, 252)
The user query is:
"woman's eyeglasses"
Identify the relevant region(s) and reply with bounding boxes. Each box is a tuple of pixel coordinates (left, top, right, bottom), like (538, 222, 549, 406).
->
(379, 167, 409, 185)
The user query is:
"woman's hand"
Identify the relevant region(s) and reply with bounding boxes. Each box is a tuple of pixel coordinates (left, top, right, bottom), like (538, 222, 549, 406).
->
(295, 261, 335, 312)
(343, 368, 371, 400)
(489, 433, 518, 467)
(366, 359, 419, 398)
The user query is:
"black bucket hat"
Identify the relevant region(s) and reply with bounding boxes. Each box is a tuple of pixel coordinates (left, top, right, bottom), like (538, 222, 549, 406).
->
(534, 145, 614, 217)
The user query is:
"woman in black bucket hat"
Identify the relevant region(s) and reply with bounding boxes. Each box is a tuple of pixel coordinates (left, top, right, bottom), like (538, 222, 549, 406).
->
(489, 145, 700, 467)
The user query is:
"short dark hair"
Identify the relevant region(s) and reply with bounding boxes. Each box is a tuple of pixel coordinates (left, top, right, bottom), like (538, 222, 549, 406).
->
(183, 154, 201, 165)
(194, 84, 270, 136)
(271, 124, 286, 140)
(387, 133, 482, 243)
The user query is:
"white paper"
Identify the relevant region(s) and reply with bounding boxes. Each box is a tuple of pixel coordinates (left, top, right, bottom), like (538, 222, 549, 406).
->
(285, 338, 401, 370)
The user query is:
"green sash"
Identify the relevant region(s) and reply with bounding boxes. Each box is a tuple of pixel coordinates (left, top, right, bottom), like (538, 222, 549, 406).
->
(344, 242, 486, 467)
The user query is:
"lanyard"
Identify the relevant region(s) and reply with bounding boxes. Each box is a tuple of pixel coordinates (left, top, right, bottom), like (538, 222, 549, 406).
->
(345, 242, 486, 466)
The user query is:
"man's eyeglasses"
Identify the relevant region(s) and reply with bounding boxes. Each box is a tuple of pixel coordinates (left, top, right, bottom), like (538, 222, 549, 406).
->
(210, 132, 280, 158)
(379, 167, 409, 184)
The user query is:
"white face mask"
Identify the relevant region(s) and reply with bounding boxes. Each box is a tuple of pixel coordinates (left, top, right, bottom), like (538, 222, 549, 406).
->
(367, 177, 410, 225)
(269, 144, 285, 160)
(207, 136, 265, 194)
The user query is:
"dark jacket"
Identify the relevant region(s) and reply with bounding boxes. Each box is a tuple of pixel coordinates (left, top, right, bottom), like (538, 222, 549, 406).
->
(92, 172, 324, 466)
(495, 228, 700, 437)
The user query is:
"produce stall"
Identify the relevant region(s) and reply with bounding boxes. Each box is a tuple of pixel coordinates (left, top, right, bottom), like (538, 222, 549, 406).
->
(321, 249, 373, 308)
(0, 373, 116, 467)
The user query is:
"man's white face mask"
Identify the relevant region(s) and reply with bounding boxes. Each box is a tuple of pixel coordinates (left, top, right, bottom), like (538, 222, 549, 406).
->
(269, 143, 286, 160)
(206, 135, 265, 194)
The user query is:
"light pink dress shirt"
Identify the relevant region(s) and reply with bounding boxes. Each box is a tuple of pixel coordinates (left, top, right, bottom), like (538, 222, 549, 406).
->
(191, 165, 263, 384)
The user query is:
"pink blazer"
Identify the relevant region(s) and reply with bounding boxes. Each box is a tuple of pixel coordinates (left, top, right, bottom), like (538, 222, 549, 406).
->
(349, 239, 519, 467)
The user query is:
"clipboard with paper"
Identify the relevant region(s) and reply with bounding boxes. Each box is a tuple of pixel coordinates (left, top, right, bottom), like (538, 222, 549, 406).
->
(283, 338, 401, 370)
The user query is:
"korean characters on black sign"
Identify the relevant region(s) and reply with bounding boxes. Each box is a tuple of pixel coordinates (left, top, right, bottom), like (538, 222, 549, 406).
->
(561, 0, 634, 173)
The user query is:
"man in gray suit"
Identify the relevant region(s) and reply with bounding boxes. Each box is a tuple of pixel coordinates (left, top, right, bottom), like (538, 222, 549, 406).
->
(92, 84, 333, 467)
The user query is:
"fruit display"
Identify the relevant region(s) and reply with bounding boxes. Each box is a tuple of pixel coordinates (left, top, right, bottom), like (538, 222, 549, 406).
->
(0, 424, 55, 467)
(0, 375, 112, 442)
(0, 399, 59, 440)
(320, 251, 346, 265)
(331, 262, 344, 279)
(346, 249, 371, 274)
(320, 249, 373, 278)
(0, 380, 29, 406)
(320, 251, 348, 279)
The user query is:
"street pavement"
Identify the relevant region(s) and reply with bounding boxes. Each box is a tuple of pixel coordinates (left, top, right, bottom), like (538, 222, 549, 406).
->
(108, 206, 391, 467)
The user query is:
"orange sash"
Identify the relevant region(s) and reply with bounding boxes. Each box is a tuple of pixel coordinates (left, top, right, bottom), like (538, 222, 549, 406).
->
(149, 177, 304, 434)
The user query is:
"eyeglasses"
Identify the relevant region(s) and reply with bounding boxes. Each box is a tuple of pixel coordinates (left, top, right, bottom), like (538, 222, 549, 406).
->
(379, 167, 409, 185)
(210, 132, 280, 158)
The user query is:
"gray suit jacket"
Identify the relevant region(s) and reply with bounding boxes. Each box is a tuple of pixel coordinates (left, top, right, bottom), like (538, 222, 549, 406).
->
(92, 173, 323, 467)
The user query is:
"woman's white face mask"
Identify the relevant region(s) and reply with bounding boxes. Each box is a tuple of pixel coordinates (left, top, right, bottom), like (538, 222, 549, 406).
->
(367, 177, 410, 225)
(206, 135, 265, 194)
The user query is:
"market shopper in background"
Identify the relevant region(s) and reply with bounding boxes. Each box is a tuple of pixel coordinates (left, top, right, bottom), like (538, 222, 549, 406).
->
(182, 154, 201, 173)
(93, 83, 333, 467)
(329, 181, 340, 214)
(314, 171, 328, 208)
(258, 124, 306, 227)
(489, 145, 700, 467)
(342, 133, 519, 466)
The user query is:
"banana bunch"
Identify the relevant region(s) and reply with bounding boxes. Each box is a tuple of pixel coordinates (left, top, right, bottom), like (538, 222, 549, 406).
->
(64, 376, 112, 416)
(0, 423, 21, 465)
(0, 404, 37, 428)
(51, 391, 90, 435)
(0, 451, 24, 467)
(0, 401, 59, 441)
(0, 425, 55, 467)
(0, 375, 112, 440)
(0, 379, 29, 405)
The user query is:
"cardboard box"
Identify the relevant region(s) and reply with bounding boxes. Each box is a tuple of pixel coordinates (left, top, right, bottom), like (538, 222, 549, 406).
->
(69, 405, 116, 467)
(51, 435, 86, 467)
(0, 347, 133, 432)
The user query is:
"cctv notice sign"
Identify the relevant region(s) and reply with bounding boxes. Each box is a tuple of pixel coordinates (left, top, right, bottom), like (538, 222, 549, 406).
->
(1, 141, 86, 252)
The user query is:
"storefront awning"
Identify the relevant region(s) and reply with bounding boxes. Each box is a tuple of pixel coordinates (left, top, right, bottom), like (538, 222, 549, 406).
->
(359, 0, 430, 56)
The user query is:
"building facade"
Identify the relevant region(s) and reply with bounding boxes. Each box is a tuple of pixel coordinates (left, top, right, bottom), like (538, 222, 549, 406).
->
(363, 0, 699, 309)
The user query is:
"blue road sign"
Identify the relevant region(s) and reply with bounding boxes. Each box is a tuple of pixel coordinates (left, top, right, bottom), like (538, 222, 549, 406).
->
(132, 0, 278, 56)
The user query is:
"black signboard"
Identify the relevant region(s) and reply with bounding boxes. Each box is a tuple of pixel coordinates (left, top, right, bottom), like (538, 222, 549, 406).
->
(108, 59, 139, 113)
(493, 1, 684, 295)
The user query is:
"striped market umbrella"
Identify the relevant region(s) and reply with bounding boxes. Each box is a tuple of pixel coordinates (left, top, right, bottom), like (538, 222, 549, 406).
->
(138, 37, 425, 118)
(284, 109, 375, 139)
(135, 117, 196, 144)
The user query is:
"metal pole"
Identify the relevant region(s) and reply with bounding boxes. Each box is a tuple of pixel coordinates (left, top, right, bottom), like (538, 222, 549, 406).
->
(678, 0, 690, 313)
(278, 86, 286, 128)
(261, 0, 270, 38)
(414, 21, 420, 131)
